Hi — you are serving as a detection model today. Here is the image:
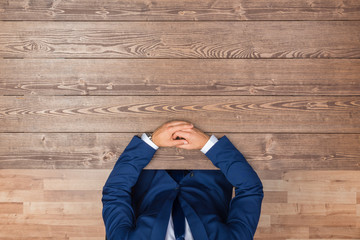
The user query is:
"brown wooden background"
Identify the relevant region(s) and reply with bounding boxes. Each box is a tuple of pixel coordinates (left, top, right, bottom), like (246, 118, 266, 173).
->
(1, 0, 360, 239)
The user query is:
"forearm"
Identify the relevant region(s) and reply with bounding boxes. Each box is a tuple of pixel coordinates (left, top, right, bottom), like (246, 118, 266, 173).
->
(102, 135, 157, 239)
(205, 135, 262, 189)
(205, 135, 263, 238)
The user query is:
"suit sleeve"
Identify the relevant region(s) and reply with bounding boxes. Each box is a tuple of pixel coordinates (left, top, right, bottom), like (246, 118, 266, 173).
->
(102, 135, 157, 240)
(205, 135, 264, 239)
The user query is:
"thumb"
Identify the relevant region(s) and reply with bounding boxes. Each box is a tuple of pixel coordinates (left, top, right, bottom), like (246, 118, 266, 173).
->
(170, 139, 188, 147)
(172, 130, 189, 140)
(175, 143, 192, 149)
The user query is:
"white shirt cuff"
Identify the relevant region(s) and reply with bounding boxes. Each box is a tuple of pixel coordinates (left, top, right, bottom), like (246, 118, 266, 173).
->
(141, 133, 159, 150)
(200, 135, 218, 154)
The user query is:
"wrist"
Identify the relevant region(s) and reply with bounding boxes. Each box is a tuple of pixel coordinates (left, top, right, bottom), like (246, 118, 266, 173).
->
(141, 133, 159, 150)
(151, 133, 160, 146)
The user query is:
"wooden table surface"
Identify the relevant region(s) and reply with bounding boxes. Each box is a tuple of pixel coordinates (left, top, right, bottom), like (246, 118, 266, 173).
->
(0, 0, 359, 239)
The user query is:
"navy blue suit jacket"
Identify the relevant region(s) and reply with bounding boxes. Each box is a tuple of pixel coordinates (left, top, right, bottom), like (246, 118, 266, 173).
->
(102, 135, 263, 240)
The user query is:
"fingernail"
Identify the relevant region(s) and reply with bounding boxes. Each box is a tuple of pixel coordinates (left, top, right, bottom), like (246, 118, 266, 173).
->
(184, 141, 188, 144)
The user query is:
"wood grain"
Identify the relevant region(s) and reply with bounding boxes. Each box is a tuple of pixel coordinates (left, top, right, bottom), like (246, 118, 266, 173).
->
(0, 224, 104, 238)
(1, 0, 359, 21)
(263, 179, 360, 192)
(261, 203, 357, 216)
(1, 96, 359, 133)
(0, 169, 358, 239)
(23, 202, 102, 215)
(271, 215, 357, 227)
(0, 202, 23, 214)
(0, 21, 359, 59)
(258, 215, 271, 228)
(288, 191, 356, 204)
(310, 226, 360, 238)
(254, 226, 310, 239)
(1, 0, 359, 238)
(263, 191, 288, 203)
(1, 59, 360, 96)
(0, 133, 359, 170)
(0, 214, 103, 225)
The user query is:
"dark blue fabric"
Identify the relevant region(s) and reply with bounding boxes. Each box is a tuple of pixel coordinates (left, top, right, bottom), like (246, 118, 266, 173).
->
(167, 170, 188, 239)
(102, 135, 264, 240)
(172, 195, 185, 239)
(167, 170, 189, 183)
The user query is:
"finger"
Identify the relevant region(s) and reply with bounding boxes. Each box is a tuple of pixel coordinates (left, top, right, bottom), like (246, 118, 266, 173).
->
(174, 136, 186, 140)
(169, 124, 193, 134)
(169, 122, 193, 129)
(172, 130, 191, 140)
(175, 143, 193, 149)
(170, 139, 188, 147)
(166, 121, 192, 127)
(174, 128, 194, 133)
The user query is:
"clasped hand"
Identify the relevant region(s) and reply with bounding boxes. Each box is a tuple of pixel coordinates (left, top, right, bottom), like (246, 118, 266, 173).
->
(151, 121, 210, 150)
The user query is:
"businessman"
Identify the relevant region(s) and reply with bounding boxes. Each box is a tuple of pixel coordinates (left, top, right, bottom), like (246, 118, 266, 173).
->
(102, 120, 263, 240)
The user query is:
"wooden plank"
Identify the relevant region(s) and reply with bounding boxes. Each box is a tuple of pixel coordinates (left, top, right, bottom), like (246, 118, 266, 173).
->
(0, 168, 358, 238)
(0, 224, 104, 238)
(0, 21, 359, 59)
(0, 190, 45, 202)
(271, 215, 356, 227)
(0, 96, 359, 133)
(283, 171, 360, 181)
(258, 214, 271, 228)
(43, 179, 105, 191)
(0, 133, 359, 170)
(263, 191, 287, 203)
(288, 191, 356, 204)
(310, 226, 360, 239)
(1, 59, 360, 96)
(261, 203, 356, 216)
(0, 177, 43, 190)
(1, 170, 357, 204)
(44, 190, 101, 202)
(254, 226, 309, 239)
(0, 190, 102, 203)
(1, 0, 359, 21)
(0, 203, 23, 214)
(0, 214, 103, 226)
(263, 179, 360, 192)
(0, 169, 110, 179)
(23, 202, 102, 215)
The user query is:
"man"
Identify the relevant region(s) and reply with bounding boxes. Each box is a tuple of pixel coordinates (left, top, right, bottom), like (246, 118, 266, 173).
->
(102, 120, 263, 240)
